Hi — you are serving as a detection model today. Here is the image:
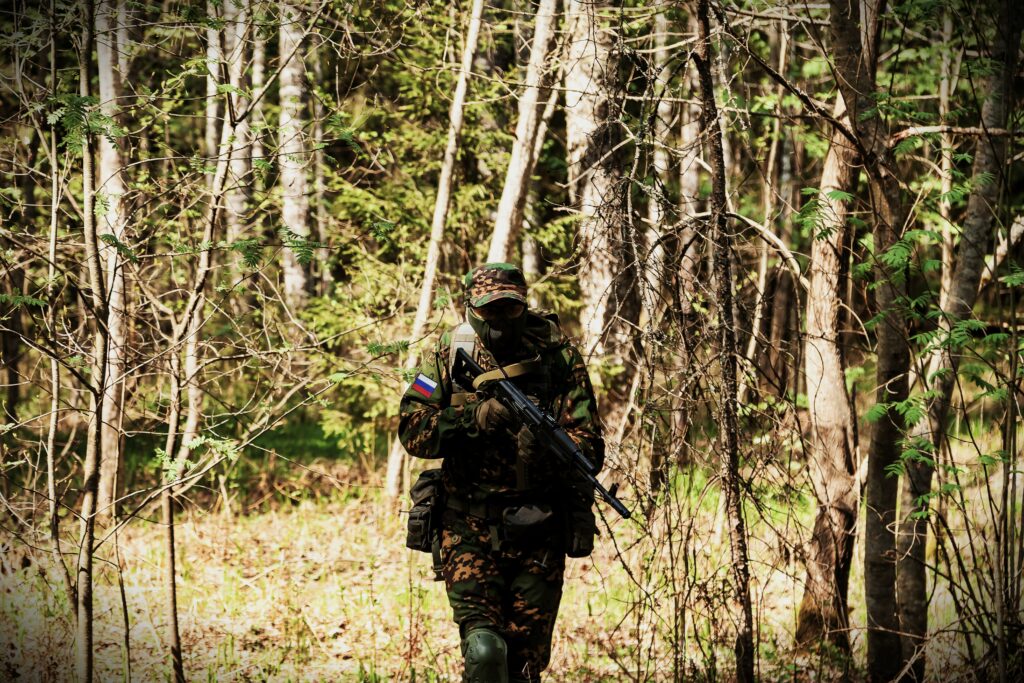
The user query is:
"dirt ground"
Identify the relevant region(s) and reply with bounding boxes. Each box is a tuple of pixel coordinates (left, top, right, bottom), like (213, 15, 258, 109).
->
(1, 472, 986, 681)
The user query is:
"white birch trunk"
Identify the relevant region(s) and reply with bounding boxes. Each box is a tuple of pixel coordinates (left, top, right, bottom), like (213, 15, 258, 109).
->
(205, 0, 221, 163)
(564, 0, 623, 360)
(642, 3, 673, 320)
(76, 5, 109, 676)
(312, 39, 332, 295)
(383, 0, 486, 500)
(520, 84, 560, 304)
(279, 0, 310, 309)
(676, 13, 703, 319)
(938, 11, 954, 310)
(225, 0, 251, 247)
(486, 0, 557, 263)
(251, 4, 266, 191)
(96, 0, 127, 519)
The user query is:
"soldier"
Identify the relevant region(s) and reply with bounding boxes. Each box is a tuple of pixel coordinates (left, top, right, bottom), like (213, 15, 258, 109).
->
(399, 262, 604, 683)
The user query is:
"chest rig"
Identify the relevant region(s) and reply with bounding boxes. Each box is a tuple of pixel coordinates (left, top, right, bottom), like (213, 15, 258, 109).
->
(446, 321, 547, 405)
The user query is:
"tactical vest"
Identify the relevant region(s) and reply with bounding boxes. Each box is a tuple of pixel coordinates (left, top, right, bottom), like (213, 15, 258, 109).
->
(447, 320, 548, 407)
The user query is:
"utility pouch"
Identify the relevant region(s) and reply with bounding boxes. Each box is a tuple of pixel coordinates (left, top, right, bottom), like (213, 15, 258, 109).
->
(565, 484, 598, 558)
(406, 468, 444, 554)
(501, 503, 554, 546)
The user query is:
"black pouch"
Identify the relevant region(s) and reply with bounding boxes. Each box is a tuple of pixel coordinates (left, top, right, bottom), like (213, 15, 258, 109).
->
(564, 483, 598, 558)
(406, 468, 444, 553)
(502, 503, 554, 545)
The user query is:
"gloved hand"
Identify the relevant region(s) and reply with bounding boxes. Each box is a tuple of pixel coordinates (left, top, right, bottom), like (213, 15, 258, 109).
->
(516, 425, 541, 464)
(474, 397, 512, 434)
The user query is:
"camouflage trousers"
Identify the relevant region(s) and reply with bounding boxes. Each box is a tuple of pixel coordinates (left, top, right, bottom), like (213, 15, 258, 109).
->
(439, 507, 565, 682)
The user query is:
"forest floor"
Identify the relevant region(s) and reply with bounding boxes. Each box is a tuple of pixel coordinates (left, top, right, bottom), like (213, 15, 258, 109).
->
(0, 446, 995, 682)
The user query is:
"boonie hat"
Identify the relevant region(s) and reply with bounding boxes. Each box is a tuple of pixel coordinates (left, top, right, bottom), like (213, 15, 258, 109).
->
(464, 263, 528, 308)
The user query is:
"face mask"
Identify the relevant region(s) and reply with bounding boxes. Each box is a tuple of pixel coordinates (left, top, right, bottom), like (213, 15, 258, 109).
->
(468, 306, 527, 357)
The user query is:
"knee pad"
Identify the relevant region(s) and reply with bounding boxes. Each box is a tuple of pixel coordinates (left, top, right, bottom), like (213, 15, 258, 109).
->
(462, 627, 508, 683)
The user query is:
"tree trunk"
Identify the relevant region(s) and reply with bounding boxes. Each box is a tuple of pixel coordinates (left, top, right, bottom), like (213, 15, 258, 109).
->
(47, 0, 75, 607)
(96, 0, 128, 520)
(1, 249, 23, 422)
(225, 0, 251, 249)
(694, 2, 755, 679)
(827, 0, 908, 678)
(161, 348, 186, 683)
(159, 91, 239, 683)
(486, 0, 558, 263)
(251, 2, 266, 193)
(205, 0, 221, 164)
(76, 3, 111, 678)
(765, 145, 795, 397)
(896, 5, 1021, 678)
(641, 1, 674, 325)
(737, 22, 787, 407)
(279, 0, 310, 309)
(565, 0, 636, 427)
(654, 33, 703, 483)
(383, 0, 485, 500)
(795, 95, 859, 651)
(937, 12, 955, 311)
(675, 11, 703, 323)
(312, 39, 332, 295)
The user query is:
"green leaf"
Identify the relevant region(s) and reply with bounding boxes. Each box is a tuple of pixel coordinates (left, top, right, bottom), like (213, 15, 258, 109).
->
(884, 460, 905, 477)
(865, 402, 889, 423)
(0, 293, 46, 308)
(366, 340, 409, 356)
(229, 238, 263, 269)
(370, 220, 395, 242)
(979, 450, 1007, 467)
(279, 227, 324, 266)
(825, 189, 854, 203)
(253, 158, 272, 181)
(1000, 264, 1024, 288)
(99, 233, 139, 264)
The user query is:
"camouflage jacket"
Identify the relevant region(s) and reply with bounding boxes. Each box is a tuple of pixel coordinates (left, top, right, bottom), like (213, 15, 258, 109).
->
(398, 311, 604, 499)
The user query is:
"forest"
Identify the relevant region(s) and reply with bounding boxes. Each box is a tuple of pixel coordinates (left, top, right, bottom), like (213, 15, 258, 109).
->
(0, 0, 1021, 680)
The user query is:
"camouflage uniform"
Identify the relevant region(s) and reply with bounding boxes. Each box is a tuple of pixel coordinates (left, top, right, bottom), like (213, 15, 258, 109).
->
(399, 264, 604, 682)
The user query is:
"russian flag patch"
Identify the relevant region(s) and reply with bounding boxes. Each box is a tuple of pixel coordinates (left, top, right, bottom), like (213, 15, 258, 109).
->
(411, 373, 437, 398)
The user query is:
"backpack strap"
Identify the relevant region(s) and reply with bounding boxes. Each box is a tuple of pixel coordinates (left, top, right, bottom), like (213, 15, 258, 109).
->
(447, 320, 542, 404)
(449, 321, 476, 406)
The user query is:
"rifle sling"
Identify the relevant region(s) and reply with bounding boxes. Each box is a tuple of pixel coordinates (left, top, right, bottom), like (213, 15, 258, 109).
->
(449, 356, 541, 405)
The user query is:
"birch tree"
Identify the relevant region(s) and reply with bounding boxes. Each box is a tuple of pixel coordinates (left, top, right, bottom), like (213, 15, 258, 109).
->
(206, 0, 221, 166)
(279, 0, 310, 309)
(642, 1, 674, 316)
(896, 4, 1022, 677)
(827, 0, 910, 678)
(95, 0, 128, 519)
(693, 2, 755, 678)
(796, 95, 859, 649)
(564, 0, 637, 430)
(384, 0, 486, 500)
(225, 0, 251, 249)
(486, 0, 558, 263)
(75, 2, 111, 678)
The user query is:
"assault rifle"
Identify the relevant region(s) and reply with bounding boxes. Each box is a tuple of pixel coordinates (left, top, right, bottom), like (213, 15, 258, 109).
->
(452, 347, 631, 519)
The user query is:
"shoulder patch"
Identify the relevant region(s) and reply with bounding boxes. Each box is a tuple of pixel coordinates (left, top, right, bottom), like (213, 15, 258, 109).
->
(410, 373, 438, 398)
